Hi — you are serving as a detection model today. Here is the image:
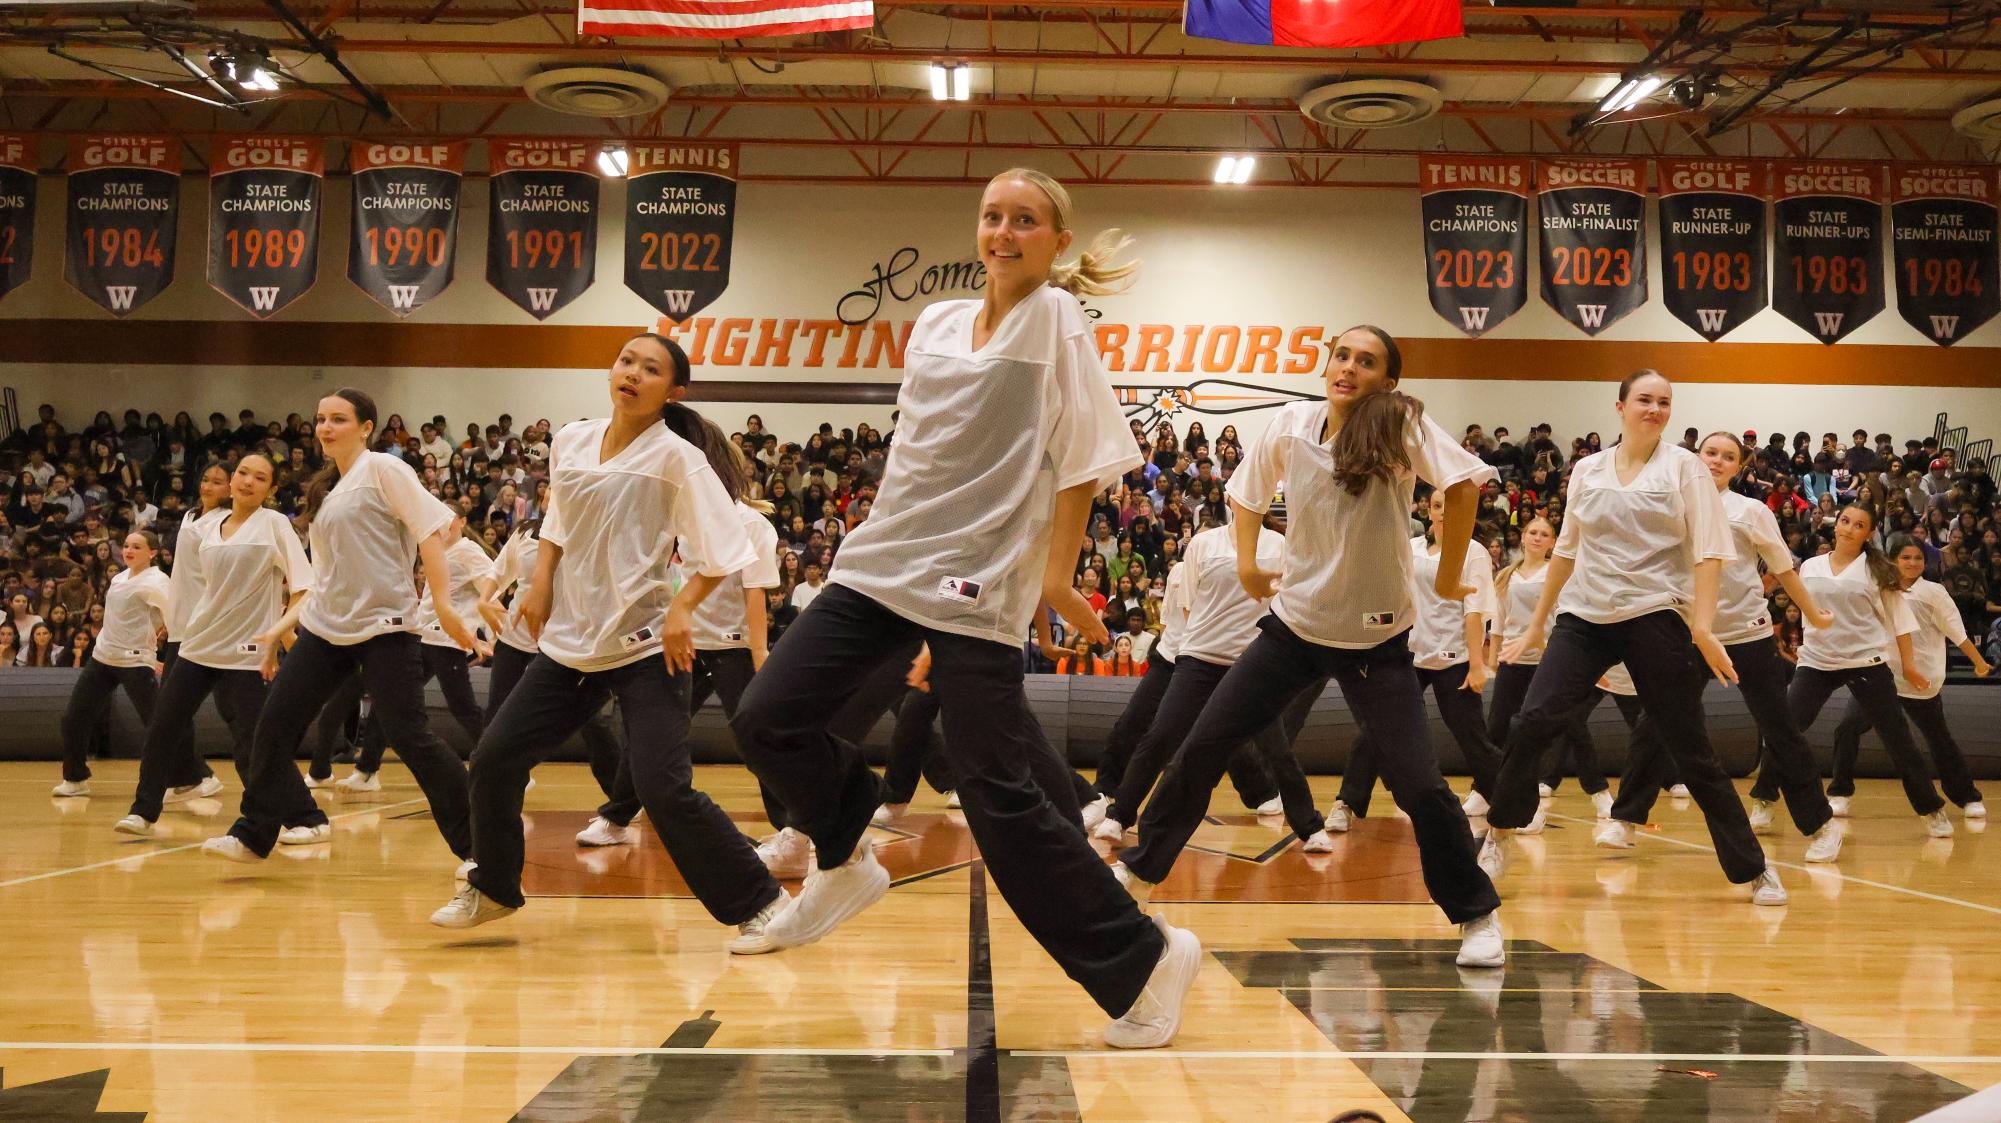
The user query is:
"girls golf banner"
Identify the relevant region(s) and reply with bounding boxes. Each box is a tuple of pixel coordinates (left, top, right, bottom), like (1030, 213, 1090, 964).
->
(624, 142, 737, 323)
(487, 138, 599, 321)
(1772, 162, 1884, 344)
(208, 135, 322, 319)
(348, 141, 464, 317)
(1891, 165, 1998, 347)
(1537, 158, 1647, 336)
(1656, 159, 1765, 342)
(66, 134, 180, 317)
(0, 133, 33, 303)
(1418, 156, 1529, 338)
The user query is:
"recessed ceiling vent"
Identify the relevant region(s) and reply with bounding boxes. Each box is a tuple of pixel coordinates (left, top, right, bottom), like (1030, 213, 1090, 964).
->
(525, 67, 670, 118)
(1297, 79, 1443, 129)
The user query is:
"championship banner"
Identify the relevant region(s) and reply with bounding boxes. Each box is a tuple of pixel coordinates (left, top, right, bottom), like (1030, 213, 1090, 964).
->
(1536, 158, 1648, 336)
(208, 135, 322, 319)
(625, 142, 736, 323)
(1418, 156, 1529, 338)
(348, 141, 463, 317)
(1891, 165, 1998, 347)
(1657, 159, 1766, 342)
(66, 134, 179, 317)
(0, 133, 33, 304)
(487, 138, 598, 321)
(1772, 162, 1885, 344)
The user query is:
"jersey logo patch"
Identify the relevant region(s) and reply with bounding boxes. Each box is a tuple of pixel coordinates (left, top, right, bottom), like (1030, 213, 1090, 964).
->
(1364, 611, 1397, 628)
(939, 577, 984, 603)
(619, 626, 657, 651)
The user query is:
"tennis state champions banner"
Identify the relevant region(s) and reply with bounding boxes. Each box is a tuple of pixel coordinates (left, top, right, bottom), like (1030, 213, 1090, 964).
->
(625, 142, 737, 323)
(1419, 156, 1529, 338)
(0, 133, 32, 303)
(66, 134, 180, 317)
(1891, 165, 1998, 347)
(208, 135, 322, 319)
(1657, 159, 1765, 342)
(487, 139, 599, 321)
(348, 141, 463, 317)
(1772, 162, 1884, 344)
(1537, 159, 1648, 336)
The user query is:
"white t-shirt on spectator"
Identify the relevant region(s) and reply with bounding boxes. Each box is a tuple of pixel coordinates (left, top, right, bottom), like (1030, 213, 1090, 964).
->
(1174, 524, 1283, 666)
(1796, 552, 1916, 672)
(691, 502, 781, 652)
(419, 435, 455, 466)
(1407, 534, 1498, 670)
(180, 506, 316, 671)
(302, 451, 455, 646)
(1554, 443, 1733, 626)
(93, 567, 170, 669)
(790, 581, 824, 613)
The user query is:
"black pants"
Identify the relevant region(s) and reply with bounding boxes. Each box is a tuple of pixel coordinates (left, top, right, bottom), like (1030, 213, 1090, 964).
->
(469, 652, 781, 922)
(60, 660, 160, 783)
(310, 669, 368, 781)
(1489, 611, 1765, 884)
(1123, 618, 1499, 924)
(1827, 694, 1983, 807)
(486, 641, 622, 799)
(159, 641, 220, 787)
(598, 648, 787, 829)
(732, 584, 1161, 1017)
(1485, 661, 1604, 794)
(130, 660, 270, 823)
(1095, 653, 1175, 797)
(1618, 637, 1831, 836)
(230, 630, 470, 859)
(1109, 655, 1325, 840)
(357, 645, 484, 773)
(882, 685, 1094, 818)
(1785, 664, 1945, 815)
(1339, 662, 1503, 814)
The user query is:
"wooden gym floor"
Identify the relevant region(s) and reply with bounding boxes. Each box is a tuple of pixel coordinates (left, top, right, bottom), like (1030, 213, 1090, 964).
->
(0, 760, 1996, 1122)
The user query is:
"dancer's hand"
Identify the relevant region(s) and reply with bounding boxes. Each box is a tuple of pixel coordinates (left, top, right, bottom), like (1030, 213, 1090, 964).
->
(1434, 575, 1477, 602)
(254, 630, 282, 682)
(1974, 656, 1993, 678)
(1692, 628, 1738, 685)
(1805, 606, 1834, 629)
(476, 598, 507, 638)
(906, 646, 932, 692)
(1237, 563, 1280, 600)
(1050, 588, 1110, 647)
(521, 583, 553, 642)
(1463, 661, 1489, 694)
(437, 607, 479, 655)
(660, 603, 697, 674)
(1902, 663, 1931, 694)
(1500, 632, 1542, 665)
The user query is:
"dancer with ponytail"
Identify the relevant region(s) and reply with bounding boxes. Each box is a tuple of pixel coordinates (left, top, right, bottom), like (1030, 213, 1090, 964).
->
(202, 389, 477, 864)
(433, 334, 785, 954)
(732, 170, 1197, 1047)
(1110, 326, 1507, 970)
(52, 529, 170, 797)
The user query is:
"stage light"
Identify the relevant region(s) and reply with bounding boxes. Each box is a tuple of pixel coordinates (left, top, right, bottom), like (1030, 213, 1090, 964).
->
(1232, 155, 1255, 184)
(951, 64, 970, 101)
(1598, 74, 1663, 115)
(929, 63, 949, 101)
(597, 146, 628, 177)
(1214, 156, 1237, 183)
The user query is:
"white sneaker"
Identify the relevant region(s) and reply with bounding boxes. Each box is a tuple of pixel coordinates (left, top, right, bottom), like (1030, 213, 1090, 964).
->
(304, 774, 331, 790)
(1517, 797, 1550, 836)
(1462, 791, 1490, 817)
(165, 776, 225, 804)
(1805, 820, 1843, 863)
(1594, 820, 1635, 849)
(1103, 916, 1201, 1049)
(1924, 810, 1954, 838)
(1669, 784, 1691, 799)
(1751, 867, 1788, 906)
(278, 823, 331, 846)
(575, 816, 638, 848)
(455, 859, 476, 882)
(1091, 818, 1126, 845)
(113, 815, 154, 837)
(1081, 795, 1111, 832)
(1748, 799, 1776, 834)
(1537, 783, 1553, 798)
(430, 884, 517, 929)
(728, 896, 787, 956)
(1476, 832, 1505, 881)
(200, 835, 261, 863)
(51, 780, 90, 798)
(336, 770, 380, 793)
(1455, 911, 1506, 968)
(1965, 801, 1986, 819)
(1326, 800, 1353, 833)
(1828, 796, 1851, 818)
(1301, 829, 1337, 853)
(763, 842, 890, 949)
(944, 790, 962, 809)
(872, 803, 909, 827)
(755, 827, 815, 880)
(1591, 791, 1613, 819)
(1254, 797, 1283, 817)
(1110, 861, 1154, 907)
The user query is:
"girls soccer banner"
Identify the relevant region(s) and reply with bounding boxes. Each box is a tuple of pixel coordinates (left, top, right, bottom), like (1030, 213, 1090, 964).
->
(66, 134, 179, 317)
(1418, 156, 1529, 338)
(348, 141, 463, 317)
(625, 142, 736, 323)
(487, 138, 599, 321)
(1657, 159, 1766, 342)
(0, 133, 33, 303)
(1891, 165, 1998, 347)
(1772, 162, 1884, 344)
(1537, 159, 1648, 336)
(208, 135, 322, 319)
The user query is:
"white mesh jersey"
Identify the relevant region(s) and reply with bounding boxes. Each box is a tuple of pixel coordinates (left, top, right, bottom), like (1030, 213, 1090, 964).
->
(829, 285, 1141, 646)
(1796, 553, 1916, 672)
(93, 567, 170, 669)
(1553, 443, 1733, 626)
(417, 537, 495, 649)
(1716, 489, 1794, 646)
(539, 418, 757, 672)
(1173, 524, 1284, 666)
(1495, 562, 1551, 667)
(166, 507, 216, 642)
(1226, 401, 1494, 650)
(1153, 560, 1190, 663)
(1406, 535, 1498, 671)
(691, 502, 781, 652)
(179, 507, 316, 671)
(1887, 579, 1963, 700)
(486, 530, 542, 655)
(301, 451, 454, 646)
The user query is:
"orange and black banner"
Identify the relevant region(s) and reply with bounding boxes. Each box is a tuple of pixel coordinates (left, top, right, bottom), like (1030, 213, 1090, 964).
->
(487, 139, 599, 321)
(1537, 159, 1648, 336)
(1891, 165, 1998, 347)
(66, 134, 180, 318)
(1418, 156, 1529, 338)
(625, 142, 737, 324)
(1657, 160, 1765, 342)
(208, 135, 322, 320)
(348, 141, 463, 317)
(0, 133, 33, 304)
(1772, 162, 1884, 345)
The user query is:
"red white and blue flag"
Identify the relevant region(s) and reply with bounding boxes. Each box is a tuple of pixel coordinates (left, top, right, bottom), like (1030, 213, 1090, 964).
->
(579, 0, 872, 39)
(1184, 0, 1461, 48)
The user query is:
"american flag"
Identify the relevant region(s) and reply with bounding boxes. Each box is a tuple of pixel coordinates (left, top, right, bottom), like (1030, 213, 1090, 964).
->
(578, 0, 873, 38)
